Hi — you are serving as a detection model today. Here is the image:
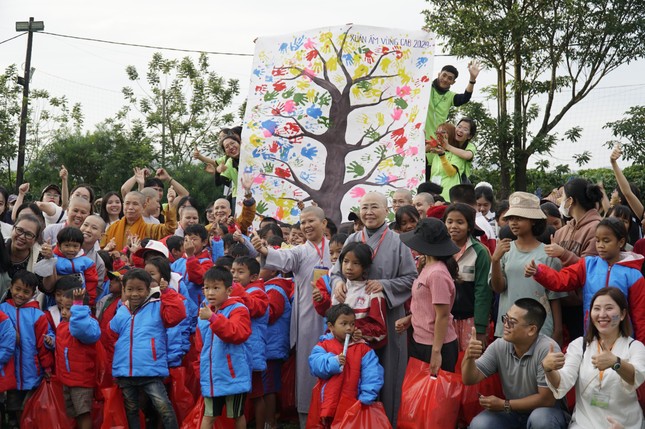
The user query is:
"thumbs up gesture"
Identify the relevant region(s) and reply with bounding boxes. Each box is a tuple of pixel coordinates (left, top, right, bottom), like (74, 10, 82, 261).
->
(524, 259, 538, 278)
(199, 302, 213, 320)
(465, 326, 483, 360)
(41, 238, 53, 259)
(542, 342, 565, 373)
(544, 236, 564, 258)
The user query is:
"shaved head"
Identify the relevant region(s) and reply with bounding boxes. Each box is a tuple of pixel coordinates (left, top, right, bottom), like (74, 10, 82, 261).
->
(125, 191, 146, 205)
(301, 206, 325, 221)
(413, 192, 435, 219)
(360, 192, 388, 228)
(392, 189, 413, 213)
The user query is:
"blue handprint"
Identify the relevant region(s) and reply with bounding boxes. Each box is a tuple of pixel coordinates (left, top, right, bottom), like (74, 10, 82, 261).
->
(301, 144, 318, 160)
(290, 35, 305, 51)
(375, 172, 389, 185)
(342, 53, 354, 65)
(300, 171, 316, 184)
(279, 43, 288, 53)
(416, 57, 428, 68)
(306, 105, 323, 119)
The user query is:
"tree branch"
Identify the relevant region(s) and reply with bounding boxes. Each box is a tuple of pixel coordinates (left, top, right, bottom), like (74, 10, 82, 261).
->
(343, 153, 398, 190)
(349, 91, 396, 113)
(266, 156, 316, 196)
(274, 113, 319, 140)
(353, 50, 398, 85)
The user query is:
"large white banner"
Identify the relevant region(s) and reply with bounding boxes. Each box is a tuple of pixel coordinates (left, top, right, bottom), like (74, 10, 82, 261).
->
(237, 25, 434, 225)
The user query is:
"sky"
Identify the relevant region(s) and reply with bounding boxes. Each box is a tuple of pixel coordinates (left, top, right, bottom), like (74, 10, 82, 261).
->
(1, 0, 643, 171)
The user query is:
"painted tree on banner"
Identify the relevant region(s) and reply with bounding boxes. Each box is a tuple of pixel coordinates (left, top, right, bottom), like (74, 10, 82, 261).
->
(241, 26, 433, 225)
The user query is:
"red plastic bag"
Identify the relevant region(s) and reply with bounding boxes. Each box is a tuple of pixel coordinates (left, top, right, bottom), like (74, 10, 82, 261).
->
(101, 386, 128, 429)
(280, 353, 296, 412)
(397, 358, 463, 429)
(180, 396, 236, 429)
(95, 341, 113, 388)
(20, 379, 74, 429)
(169, 366, 195, 424)
(331, 400, 391, 429)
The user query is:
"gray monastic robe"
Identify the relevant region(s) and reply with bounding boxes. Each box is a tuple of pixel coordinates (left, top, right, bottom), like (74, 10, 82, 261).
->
(264, 238, 331, 414)
(330, 222, 416, 426)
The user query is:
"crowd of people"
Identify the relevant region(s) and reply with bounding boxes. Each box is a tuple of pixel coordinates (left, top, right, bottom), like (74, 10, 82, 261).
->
(0, 61, 642, 429)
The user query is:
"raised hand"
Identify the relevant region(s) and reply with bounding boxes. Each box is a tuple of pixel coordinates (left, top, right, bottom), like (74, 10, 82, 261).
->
(524, 259, 538, 278)
(492, 238, 511, 263)
(159, 278, 168, 292)
(167, 186, 177, 204)
(610, 144, 622, 163)
(542, 343, 565, 373)
(193, 148, 202, 160)
(544, 235, 564, 258)
(59, 165, 68, 181)
(199, 302, 213, 320)
(241, 172, 254, 192)
(155, 168, 170, 182)
(184, 235, 196, 257)
(73, 288, 86, 302)
(41, 239, 53, 259)
(18, 182, 29, 195)
(468, 60, 483, 80)
(465, 326, 483, 360)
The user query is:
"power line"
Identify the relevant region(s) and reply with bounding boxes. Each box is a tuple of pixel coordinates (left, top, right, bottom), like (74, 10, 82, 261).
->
(0, 33, 26, 46)
(41, 31, 255, 57)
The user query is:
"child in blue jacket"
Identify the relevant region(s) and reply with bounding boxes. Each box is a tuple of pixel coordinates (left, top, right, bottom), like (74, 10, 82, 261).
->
(0, 270, 55, 425)
(108, 268, 185, 429)
(197, 266, 252, 429)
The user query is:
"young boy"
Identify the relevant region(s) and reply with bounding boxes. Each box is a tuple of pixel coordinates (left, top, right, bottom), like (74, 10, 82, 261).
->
(312, 233, 348, 316)
(0, 270, 55, 425)
(308, 304, 384, 428)
(36, 227, 99, 306)
(197, 266, 252, 429)
(230, 256, 269, 429)
(175, 224, 213, 306)
(108, 268, 185, 429)
(45, 274, 77, 329)
(0, 307, 16, 395)
(261, 267, 294, 429)
(54, 285, 100, 429)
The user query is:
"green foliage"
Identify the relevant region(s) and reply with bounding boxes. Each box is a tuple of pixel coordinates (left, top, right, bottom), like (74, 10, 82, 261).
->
(604, 106, 645, 164)
(119, 52, 240, 168)
(0, 64, 21, 186)
(25, 123, 155, 198)
(424, 0, 645, 193)
(164, 164, 223, 212)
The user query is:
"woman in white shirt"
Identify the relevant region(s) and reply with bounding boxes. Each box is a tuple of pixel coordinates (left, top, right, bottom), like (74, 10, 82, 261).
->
(542, 287, 645, 429)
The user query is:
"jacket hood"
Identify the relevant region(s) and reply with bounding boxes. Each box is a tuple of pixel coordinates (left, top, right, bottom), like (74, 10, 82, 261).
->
(616, 251, 645, 271)
(571, 209, 602, 229)
(266, 277, 294, 297)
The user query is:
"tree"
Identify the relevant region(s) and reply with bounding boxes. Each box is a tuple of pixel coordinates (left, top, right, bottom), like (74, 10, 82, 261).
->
(249, 27, 428, 225)
(26, 122, 155, 197)
(0, 65, 83, 189)
(424, 0, 645, 195)
(604, 106, 645, 164)
(119, 52, 240, 168)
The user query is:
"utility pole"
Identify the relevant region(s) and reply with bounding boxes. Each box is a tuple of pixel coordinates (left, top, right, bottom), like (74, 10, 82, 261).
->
(161, 89, 166, 168)
(15, 17, 44, 191)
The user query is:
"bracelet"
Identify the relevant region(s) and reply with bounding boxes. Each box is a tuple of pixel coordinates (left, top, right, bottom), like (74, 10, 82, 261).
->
(469, 80, 476, 84)
(168, 178, 174, 185)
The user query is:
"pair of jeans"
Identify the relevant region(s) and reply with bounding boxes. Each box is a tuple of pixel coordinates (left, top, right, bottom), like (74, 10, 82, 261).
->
(116, 377, 178, 429)
(470, 407, 570, 429)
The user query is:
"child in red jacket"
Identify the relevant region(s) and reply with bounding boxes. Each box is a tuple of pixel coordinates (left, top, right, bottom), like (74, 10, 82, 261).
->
(53, 284, 100, 429)
(307, 304, 383, 428)
(0, 309, 16, 393)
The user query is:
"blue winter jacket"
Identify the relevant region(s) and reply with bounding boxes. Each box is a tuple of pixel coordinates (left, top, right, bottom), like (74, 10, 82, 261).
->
(265, 280, 292, 360)
(109, 289, 185, 378)
(166, 289, 195, 368)
(198, 298, 252, 397)
(0, 300, 55, 390)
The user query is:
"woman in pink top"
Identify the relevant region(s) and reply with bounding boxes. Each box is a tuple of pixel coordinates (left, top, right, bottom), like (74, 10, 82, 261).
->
(397, 218, 460, 374)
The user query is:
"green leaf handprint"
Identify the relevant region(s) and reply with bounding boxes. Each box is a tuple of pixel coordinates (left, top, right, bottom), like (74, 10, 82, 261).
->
(256, 200, 268, 214)
(346, 161, 366, 178)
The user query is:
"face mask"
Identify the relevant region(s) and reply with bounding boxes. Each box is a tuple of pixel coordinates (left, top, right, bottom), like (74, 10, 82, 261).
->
(559, 197, 570, 218)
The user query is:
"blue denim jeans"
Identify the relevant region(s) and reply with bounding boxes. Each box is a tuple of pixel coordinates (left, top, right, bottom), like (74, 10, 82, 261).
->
(469, 407, 570, 429)
(116, 376, 178, 429)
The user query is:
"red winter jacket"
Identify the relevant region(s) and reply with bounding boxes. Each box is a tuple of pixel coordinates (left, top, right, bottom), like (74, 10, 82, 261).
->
(266, 277, 294, 324)
(55, 305, 101, 387)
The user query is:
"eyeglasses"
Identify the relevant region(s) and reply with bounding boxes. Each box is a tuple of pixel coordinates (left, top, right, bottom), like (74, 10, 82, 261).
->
(44, 192, 60, 199)
(501, 314, 532, 329)
(14, 226, 37, 241)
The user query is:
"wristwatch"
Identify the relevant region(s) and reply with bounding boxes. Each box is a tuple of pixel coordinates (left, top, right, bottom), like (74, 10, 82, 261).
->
(612, 356, 622, 371)
(504, 399, 511, 413)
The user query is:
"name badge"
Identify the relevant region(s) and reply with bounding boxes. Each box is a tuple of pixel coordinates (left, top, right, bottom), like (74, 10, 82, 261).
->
(312, 265, 329, 284)
(590, 389, 610, 409)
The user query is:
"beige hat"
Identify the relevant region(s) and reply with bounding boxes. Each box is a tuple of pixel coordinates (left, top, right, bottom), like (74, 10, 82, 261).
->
(503, 192, 547, 220)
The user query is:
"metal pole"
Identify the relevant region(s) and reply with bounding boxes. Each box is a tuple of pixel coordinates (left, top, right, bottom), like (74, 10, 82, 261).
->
(16, 17, 36, 191)
(161, 89, 166, 168)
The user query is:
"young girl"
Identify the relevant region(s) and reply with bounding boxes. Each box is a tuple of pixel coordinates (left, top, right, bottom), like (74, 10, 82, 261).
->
(475, 184, 497, 239)
(395, 205, 420, 233)
(100, 192, 123, 228)
(397, 218, 460, 374)
(490, 192, 566, 343)
(330, 242, 387, 349)
(607, 205, 634, 251)
(526, 218, 645, 342)
(444, 203, 492, 350)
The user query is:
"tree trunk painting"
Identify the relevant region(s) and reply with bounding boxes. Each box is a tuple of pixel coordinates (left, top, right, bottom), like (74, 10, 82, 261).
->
(237, 25, 434, 226)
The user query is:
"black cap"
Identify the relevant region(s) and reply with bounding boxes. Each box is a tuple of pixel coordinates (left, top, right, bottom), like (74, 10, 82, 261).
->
(400, 218, 460, 257)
